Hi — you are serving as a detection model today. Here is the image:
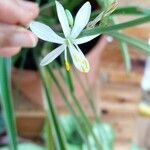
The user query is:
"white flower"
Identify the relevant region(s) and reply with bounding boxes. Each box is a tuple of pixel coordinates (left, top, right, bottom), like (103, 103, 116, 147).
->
(29, 1, 99, 73)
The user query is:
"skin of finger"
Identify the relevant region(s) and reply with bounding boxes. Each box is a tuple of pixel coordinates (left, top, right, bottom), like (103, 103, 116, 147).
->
(0, 24, 38, 48)
(0, 47, 21, 57)
(0, 0, 39, 25)
(0, 23, 23, 32)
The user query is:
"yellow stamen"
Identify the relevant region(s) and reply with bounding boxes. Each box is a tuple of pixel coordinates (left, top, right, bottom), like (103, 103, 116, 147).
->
(65, 61, 70, 71)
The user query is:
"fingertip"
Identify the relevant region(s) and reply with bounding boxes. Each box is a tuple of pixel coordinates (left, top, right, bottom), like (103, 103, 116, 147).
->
(28, 32, 38, 47)
(17, 1, 39, 25)
(11, 30, 38, 48)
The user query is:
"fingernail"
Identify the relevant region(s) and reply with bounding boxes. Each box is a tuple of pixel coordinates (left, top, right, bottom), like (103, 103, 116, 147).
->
(29, 33, 38, 47)
(12, 32, 38, 48)
(17, 1, 39, 25)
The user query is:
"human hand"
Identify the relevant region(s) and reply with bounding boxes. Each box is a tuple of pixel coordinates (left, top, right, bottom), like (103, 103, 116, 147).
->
(0, 0, 39, 56)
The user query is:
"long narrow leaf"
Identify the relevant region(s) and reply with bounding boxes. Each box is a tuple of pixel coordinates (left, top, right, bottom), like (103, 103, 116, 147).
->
(80, 15, 150, 37)
(55, 66, 103, 149)
(107, 32, 150, 54)
(46, 66, 87, 142)
(0, 58, 17, 150)
(113, 6, 150, 15)
(120, 41, 132, 73)
(40, 68, 67, 150)
(33, 50, 67, 150)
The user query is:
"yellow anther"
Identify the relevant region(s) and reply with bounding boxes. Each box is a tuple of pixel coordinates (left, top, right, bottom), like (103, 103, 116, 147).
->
(65, 61, 70, 71)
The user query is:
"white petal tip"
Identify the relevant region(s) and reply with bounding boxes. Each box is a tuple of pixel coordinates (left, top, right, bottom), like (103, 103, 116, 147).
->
(85, 1, 91, 8)
(74, 55, 90, 73)
(86, 1, 90, 5)
(82, 69, 90, 73)
(55, 1, 62, 7)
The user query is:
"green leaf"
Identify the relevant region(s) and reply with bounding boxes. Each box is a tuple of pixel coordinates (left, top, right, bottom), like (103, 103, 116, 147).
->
(0, 58, 17, 150)
(63, 70, 74, 93)
(81, 15, 150, 37)
(45, 66, 87, 143)
(119, 41, 132, 73)
(60, 115, 83, 145)
(91, 6, 150, 18)
(113, 6, 150, 15)
(46, 66, 102, 149)
(44, 120, 55, 150)
(34, 50, 68, 150)
(40, 68, 67, 150)
(107, 32, 150, 54)
(82, 123, 115, 150)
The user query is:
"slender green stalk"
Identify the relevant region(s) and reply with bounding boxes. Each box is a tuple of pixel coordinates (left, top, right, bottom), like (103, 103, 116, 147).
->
(40, 68, 67, 150)
(46, 65, 103, 149)
(113, 6, 150, 15)
(112, 18, 131, 74)
(34, 49, 67, 150)
(45, 120, 55, 150)
(52, 59, 96, 149)
(46, 66, 87, 142)
(35, 44, 88, 144)
(107, 31, 150, 54)
(0, 58, 17, 150)
(120, 42, 131, 74)
(73, 69, 99, 120)
(80, 15, 150, 37)
(74, 70, 105, 145)
(91, 6, 150, 19)
(68, 92, 102, 149)
(55, 65, 102, 149)
(63, 70, 74, 93)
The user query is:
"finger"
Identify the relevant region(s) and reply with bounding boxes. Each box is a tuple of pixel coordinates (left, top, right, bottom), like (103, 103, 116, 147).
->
(0, 24, 38, 48)
(0, 47, 21, 57)
(0, 0, 39, 25)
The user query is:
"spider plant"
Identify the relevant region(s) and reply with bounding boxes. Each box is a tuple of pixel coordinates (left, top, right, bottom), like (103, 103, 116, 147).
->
(0, 0, 150, 149)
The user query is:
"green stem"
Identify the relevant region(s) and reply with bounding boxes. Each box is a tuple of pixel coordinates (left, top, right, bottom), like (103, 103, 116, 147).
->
(40, 68, 67, 150)
(0, 58, 17, 150)
(46, 66, 87, 143)
(56, 64, 102, 149)
(80, 15, 150, 37)
(69, 92, 102, 149)
(73, 69, 100, 121)
(107, 31, 150, 54)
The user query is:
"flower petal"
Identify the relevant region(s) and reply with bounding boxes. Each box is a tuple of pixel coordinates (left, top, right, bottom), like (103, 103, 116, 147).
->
(71, 2, 91, 39)
(74, 34, 100, 45)
(56, 1, 71, 37)
(29, 21, 64, 44)
(68, 43, 90, 73)
(40, 45, 65, 66)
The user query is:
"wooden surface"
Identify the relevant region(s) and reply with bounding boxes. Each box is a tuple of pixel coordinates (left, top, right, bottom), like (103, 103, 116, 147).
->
(99, 37, 145, 144)
(13, 89, 45, 138)
(99, 0, 150, 143)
